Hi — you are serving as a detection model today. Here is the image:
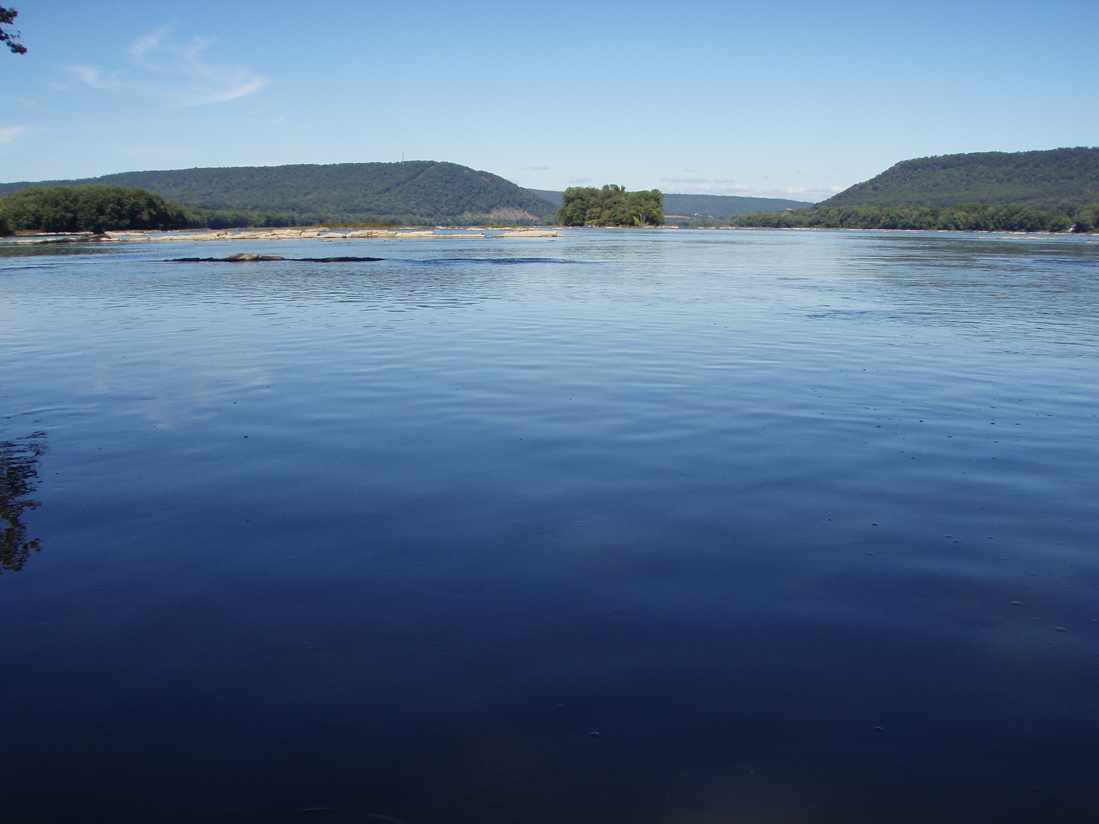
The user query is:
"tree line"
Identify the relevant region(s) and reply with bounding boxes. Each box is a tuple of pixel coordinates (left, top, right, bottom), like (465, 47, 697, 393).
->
(557, 185, 664, 226)
(0, 186, 410, 234)
(0, 186, 192, 233)
(7, 185, 1094, 237)
(732, 203, 1099, 233)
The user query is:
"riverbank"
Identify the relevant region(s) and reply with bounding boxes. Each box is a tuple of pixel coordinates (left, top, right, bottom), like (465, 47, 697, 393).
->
(6, 227, 560, 244)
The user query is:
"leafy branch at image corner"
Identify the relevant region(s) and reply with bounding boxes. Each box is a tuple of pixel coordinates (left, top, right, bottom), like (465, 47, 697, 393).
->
(1, 6, 27, 55)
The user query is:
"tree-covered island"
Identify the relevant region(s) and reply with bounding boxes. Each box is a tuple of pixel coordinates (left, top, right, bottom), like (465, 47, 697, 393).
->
(556, 185, 664, 226)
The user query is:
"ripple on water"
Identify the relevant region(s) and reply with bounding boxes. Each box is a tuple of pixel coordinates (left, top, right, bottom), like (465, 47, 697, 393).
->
(0, 229, 1098, 823)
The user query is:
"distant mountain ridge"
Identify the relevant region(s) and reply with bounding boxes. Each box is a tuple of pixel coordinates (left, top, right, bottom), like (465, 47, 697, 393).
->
(527, 189, 812, 220)
(823, 147, 1099, 208)
(0, 161, 557, 224)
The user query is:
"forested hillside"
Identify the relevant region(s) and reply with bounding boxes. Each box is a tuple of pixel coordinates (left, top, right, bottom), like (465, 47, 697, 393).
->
(0, 162, 557, 225)
(823, 147, 1099, 208)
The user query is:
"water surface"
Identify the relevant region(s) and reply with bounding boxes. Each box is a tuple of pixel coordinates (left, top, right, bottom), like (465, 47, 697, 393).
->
(2, 229, 1098, 822)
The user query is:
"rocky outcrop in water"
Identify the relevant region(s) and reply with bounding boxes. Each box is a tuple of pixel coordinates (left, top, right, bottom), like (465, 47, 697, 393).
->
(167, 253, 385, 263)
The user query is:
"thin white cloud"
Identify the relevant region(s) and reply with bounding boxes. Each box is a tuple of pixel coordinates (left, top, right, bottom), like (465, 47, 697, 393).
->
(69, 64, 98, 85)
(661, 176, 738, 187)
(658, 176, 832, 201)
(0, 126, 29, 144)
(59, 27, 269, 107)
(171, 33, 268, 105)
(129, 25, 171, 66)
(180, 36, 212, 67)
(69, 64, 119, 90)
(188, 74, 269, 105)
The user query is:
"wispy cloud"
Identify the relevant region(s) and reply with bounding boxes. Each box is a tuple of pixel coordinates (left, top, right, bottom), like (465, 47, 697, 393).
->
(68, 64, 122, 90)
(0, 126, 29, 144)
(658, 176, 832, 201)
(190, 75, 269, 105)
(661, 176, 732, 187)
(69, 64, 99, 86)
(61, 26, 269, 106)
(169, 33, 269, 105)
(129, 25, 171, 67)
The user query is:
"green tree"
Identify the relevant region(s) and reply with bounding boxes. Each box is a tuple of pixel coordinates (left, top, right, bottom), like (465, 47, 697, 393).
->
(732, 203, 1089, 233)
(1070, 204, 1099, 232)
(1, 6, 26, 54)
(0, 186, 192, 232)
(557, 185, 663, 227)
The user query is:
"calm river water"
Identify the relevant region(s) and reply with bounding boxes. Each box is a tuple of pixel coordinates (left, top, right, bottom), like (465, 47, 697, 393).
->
(2, 229, 1098, 822)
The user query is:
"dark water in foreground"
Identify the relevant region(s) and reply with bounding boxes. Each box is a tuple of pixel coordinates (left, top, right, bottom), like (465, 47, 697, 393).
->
(2, 229, 1098, 823)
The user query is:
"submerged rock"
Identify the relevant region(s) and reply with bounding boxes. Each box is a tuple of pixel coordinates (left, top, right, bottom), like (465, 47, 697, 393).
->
(166, 254, 384, 263)
(299, 256, 385, 263)
(169, 253, 286, 262)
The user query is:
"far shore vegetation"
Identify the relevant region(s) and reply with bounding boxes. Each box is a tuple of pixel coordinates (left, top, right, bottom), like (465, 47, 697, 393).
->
(0, 185, 536, 235)
(0, 161, 557, 226)
(557, 185, 664, 227)
(5, 149, 1098, 235)
(731, 203, 1099, 233)
(822, 148, 1099, 210)
(2, 183, 1097, 238)
(733, 147, 1099, 233)
(0, 187, 192, 233)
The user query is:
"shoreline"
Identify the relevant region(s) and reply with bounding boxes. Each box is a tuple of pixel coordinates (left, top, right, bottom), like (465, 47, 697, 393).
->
(5, 225, 1094, 246)
(695, 225, 1094, 236)
(5, 227, 560, 245)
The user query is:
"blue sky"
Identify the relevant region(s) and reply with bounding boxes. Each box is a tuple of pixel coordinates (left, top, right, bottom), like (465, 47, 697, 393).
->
(2, 0, 1097, 201)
